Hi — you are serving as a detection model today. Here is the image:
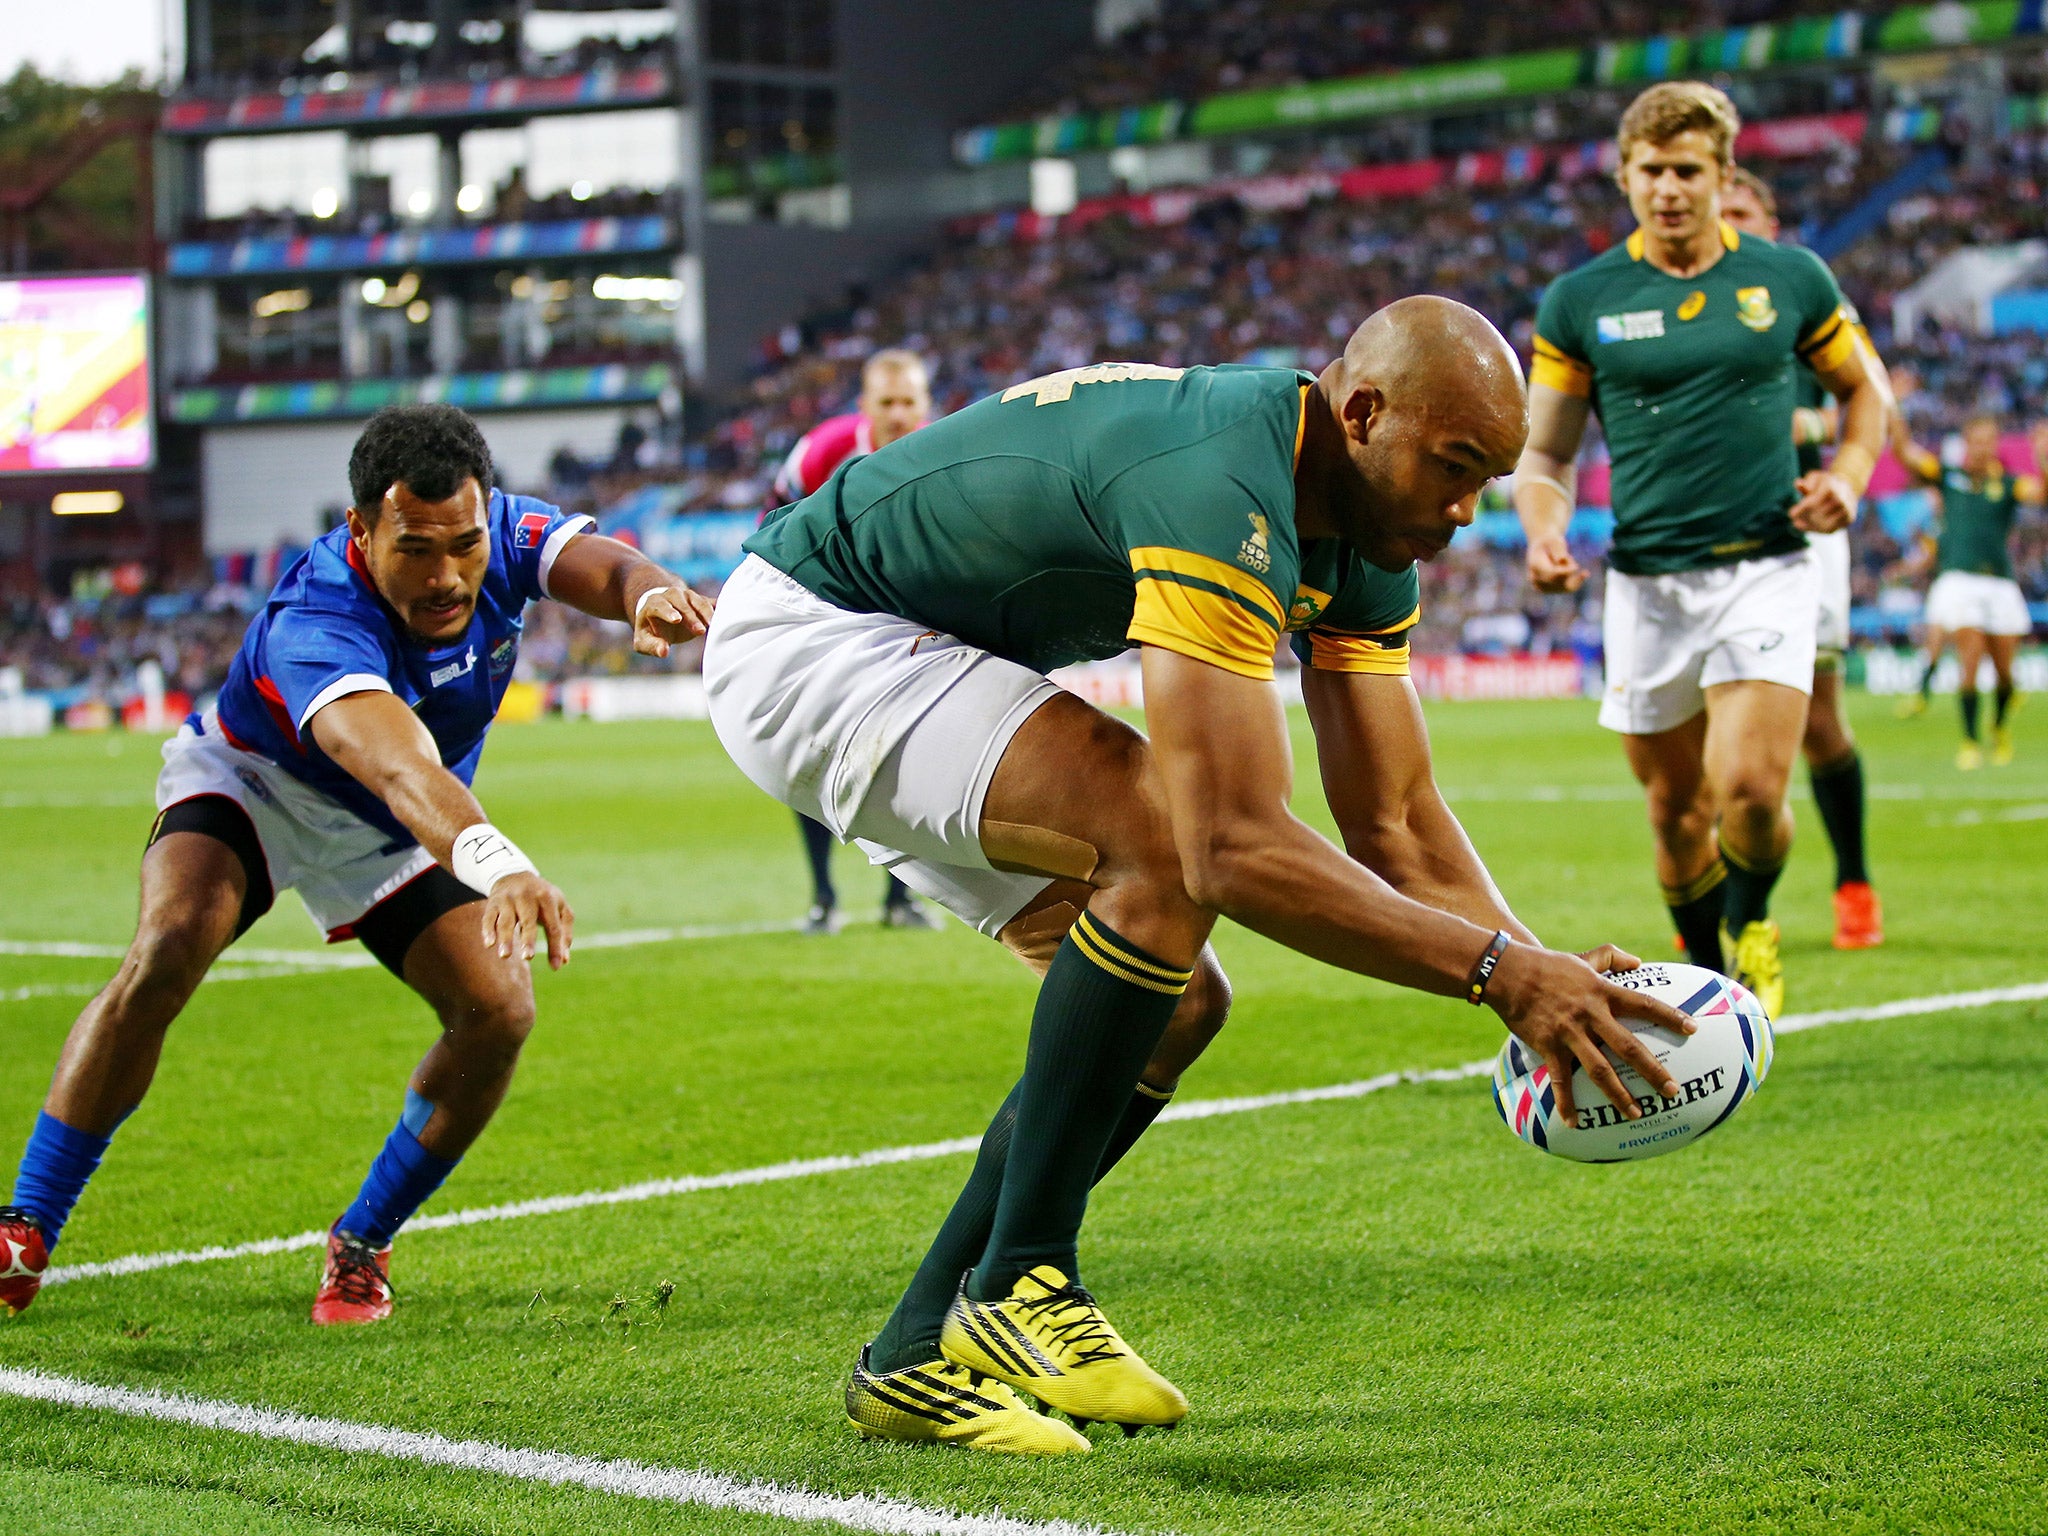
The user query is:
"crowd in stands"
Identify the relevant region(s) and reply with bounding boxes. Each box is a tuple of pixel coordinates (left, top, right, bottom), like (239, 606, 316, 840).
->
(179, 184, 676, 248)
(1006, 0, 1850, 119)
(180, 22, 668, 100)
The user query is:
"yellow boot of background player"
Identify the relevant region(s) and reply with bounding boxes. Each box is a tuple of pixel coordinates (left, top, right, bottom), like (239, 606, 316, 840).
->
(1728, 919, 1785, 1021)
(941, 1265, 1187, 1432)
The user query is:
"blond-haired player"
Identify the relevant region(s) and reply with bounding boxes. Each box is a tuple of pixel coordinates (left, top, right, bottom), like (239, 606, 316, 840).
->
(1513, 83, 1890, 1014)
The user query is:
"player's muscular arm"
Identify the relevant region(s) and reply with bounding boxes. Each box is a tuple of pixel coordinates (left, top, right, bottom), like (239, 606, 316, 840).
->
(310, 692, 573, 967)
(543, 533, 714, 658)
(1299, 669, 1537, 944)
(1141, 647, 1690, 1121)
(1797, 334, 1891, 532)
(1512, 383, 1591, 593)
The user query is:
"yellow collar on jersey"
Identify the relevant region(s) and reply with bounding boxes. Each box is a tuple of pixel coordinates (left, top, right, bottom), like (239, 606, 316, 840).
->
(1624, 220, 1742, 262)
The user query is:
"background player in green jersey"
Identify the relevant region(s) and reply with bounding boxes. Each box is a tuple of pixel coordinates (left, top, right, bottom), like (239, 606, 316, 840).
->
(1889, 396, 2045, 768)
(705, 299, 1692, 1454)
(1720, 168, 1887, 950)
(1512, 82, 1890, 1018)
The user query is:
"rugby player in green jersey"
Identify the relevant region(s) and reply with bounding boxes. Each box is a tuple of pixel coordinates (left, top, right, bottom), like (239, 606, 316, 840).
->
(1889, 398, 2045, 768)
(704, 297, 1693, 1454)
(1512, 83, 1890, 1017)
(1720, 167, 1887, 950)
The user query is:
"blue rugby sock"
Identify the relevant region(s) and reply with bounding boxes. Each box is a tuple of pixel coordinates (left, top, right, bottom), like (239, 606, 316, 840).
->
(337, 1090, 458, 1248)
(12, 1111, 114, 1249)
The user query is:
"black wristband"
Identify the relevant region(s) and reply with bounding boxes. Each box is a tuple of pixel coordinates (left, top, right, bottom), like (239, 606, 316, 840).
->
(1465, 929, 1511, 1006)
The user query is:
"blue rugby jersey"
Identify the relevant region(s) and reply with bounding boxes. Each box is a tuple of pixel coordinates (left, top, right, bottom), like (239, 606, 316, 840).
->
(213, 489, 591, 844)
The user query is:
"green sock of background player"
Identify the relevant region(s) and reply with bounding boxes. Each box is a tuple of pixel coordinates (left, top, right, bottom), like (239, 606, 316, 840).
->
(1808, 752, 1869, 889)
(1996, 682, 2015, 731)
(1961, 689, 1982, 742)
(867, 1074, 1174, 1373)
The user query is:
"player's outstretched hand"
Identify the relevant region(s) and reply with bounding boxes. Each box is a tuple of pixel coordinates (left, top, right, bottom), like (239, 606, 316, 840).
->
(1483, 942, 1695, 1124)
(480, 871, 575, 970)
(1525, 531, 1586, 594)
(633, 585, 717, 657)
(1790, 469, 1857, 533)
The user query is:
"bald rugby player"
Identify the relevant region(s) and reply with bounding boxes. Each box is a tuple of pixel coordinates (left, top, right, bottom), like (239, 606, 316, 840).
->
(704, 297, 1695, 1455)
(0, 405, 708, 1325)
(771, 348, 939, 932)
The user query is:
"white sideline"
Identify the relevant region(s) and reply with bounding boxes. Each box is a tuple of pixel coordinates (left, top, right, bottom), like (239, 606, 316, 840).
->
(0, 920, 807, 1005)
(0, 1368, 1122, 1536)
(42, 977, 2048, 1291)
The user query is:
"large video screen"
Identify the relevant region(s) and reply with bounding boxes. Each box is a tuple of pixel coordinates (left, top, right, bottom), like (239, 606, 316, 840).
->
(0, 273, 153, 475)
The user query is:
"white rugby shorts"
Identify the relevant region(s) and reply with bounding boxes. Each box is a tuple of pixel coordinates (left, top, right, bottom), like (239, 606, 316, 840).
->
(1811, 528, 1852, 656)
(1599, 549, 1819, 736)
(157, 711, 439, 937)
(1923, 570, 2032, 637)
(703, 554, 1062, 937)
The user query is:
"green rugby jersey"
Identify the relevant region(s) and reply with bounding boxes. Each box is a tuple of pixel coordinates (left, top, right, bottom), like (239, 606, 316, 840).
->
(1533, 222, 1858, 575)
(1933, 468, 2020, 579)
(746, 363, 1421, 682)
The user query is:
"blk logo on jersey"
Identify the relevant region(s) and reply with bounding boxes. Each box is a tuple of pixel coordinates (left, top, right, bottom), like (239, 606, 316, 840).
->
(514, 512, 551, 551)
(430, 646, 478, 688)
(489, 637, 517, 676)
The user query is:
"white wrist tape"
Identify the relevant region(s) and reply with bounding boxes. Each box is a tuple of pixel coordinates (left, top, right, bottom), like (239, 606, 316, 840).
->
(450, 823, 539, 896)
(1519, 472, 1575, 507)
(634, 584, 679, 624)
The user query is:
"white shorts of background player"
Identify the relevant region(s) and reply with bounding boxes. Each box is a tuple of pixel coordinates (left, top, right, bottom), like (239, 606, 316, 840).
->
(1598, 548, 1819, 737)
(1922, 570, 2032, 637)
(703, 554, 1062, 938)
(156, 711, 440, 937)
(1810, 528, 1852, 657)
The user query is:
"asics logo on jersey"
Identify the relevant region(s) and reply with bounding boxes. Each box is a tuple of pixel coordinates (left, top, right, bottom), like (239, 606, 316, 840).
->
(1596, 310, 1665, 343)
(1678, 290, 1707, 321)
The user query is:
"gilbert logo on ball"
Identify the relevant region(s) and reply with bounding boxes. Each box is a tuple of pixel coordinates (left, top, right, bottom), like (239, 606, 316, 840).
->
(1491, 964, 1774, 1163)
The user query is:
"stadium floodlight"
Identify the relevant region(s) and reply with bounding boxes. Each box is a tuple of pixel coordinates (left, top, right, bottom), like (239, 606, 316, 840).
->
(457, 184, 487, 214)
(311, 187, 339, 218)
(362, 278, 387, 303)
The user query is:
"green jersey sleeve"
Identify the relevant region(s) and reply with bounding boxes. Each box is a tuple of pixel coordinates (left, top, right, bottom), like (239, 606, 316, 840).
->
(1531, 276, 1592, 399)
(1288, 557, 1421, 674)
(1108, 379, 1305, 681)
(1788, 247, 1857, 376)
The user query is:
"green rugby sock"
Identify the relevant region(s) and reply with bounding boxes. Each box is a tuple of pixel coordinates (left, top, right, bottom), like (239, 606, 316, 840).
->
(969, 913, 1189, 1301)
(866, 1075, 1178, 1373)
(1808, 752, 1869, 888)
(1664, 859, 1728, 974)
(1996, 683, 2015, 728)
(1722, 846, 1785, 932)
(1961, 690, 1981, 742)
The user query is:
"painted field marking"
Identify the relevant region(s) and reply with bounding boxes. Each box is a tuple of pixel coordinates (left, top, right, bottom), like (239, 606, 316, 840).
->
(43, 977, 2048, 1290)
(0, 920, 808, 1006)
(0, 1367, 1122, 1536)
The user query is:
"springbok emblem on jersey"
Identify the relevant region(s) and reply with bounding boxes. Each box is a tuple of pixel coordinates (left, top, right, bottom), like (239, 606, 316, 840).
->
(1736, 286, 1778, 332)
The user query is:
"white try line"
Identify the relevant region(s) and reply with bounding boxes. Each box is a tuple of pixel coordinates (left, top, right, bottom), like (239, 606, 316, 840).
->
(43, 977, 2048, 1291)
(0, 920, 808, 1005)
(0, 1368, 1124, 1536)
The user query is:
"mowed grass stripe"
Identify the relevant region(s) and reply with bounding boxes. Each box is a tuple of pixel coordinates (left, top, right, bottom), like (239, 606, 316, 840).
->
(45, 977, 2043, 1290)
(0, 1368, 1127, 1536)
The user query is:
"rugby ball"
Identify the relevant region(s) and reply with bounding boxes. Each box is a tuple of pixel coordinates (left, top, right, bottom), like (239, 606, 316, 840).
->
(1491, 963, 1774, 1163)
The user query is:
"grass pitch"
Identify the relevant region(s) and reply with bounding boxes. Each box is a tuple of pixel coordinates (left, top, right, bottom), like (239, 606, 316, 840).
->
(0, 697, 2043, 1534)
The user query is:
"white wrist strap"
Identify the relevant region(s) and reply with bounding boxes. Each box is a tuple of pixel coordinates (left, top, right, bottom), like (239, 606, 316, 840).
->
(1519, 472, 1575, 508)
(634, 585, 679, 624)
(451, 823, 538, 896)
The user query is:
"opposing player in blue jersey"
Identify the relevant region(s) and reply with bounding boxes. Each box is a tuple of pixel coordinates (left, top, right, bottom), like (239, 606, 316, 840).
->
(0, 404, 708, 1324)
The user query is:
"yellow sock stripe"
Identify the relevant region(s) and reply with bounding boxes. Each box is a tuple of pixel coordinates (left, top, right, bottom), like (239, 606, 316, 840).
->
(1663, 860, 1728, 908)
(1133, 1080, 1175, 1102)
(1074, 913, 1193, 985)
(1720, 845, 1784, 878)
(1069, 919, 1191, 996)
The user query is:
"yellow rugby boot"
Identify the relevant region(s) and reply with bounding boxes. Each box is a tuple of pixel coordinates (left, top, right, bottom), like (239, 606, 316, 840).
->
(1728, 919, 1785, 1021)
(1893, 692, 1928, 719)
(844, 1346, 1090, 1454)
(1993, 724, 2016, 766)
(940, 1266, 1187, 1433)
(1957, 740, 1985, 771)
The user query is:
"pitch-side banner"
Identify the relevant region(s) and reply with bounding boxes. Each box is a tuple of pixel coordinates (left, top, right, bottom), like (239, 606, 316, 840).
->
(1190, 50, 1582, 138)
